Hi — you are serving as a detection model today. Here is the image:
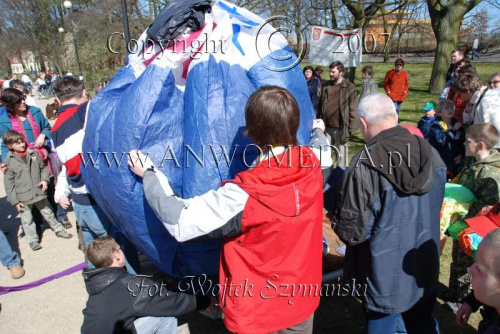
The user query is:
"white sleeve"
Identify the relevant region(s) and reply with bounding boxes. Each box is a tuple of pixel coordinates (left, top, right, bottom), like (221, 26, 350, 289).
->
(54, 165, 71, 203)
(143, 169, 248, 242)
(166, 183, 249, 242)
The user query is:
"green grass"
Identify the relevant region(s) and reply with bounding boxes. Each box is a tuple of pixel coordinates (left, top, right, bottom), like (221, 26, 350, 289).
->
(303, 61, 500, 332)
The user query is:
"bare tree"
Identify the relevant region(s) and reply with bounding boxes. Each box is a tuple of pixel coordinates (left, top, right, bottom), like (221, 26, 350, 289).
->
(0, 0, 67, 74)
(426, 0, 482, 93)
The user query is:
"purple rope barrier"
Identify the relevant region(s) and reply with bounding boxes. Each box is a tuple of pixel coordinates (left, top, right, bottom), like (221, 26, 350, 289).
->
(0, 262, 87, 295)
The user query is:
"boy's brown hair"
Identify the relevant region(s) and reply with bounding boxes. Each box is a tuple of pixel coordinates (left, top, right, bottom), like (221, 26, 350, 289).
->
(458, 63, 478, 77)
(361, 66, 374, 76)
(3, 130, 24, 146)
(245, 86, 299, 151)
(467, 123, 499, 150)
(454, 74, 482, 93)
(87, 236, 119, 268)
(53, 76, 84, 103)
(435, 99, 455, 114)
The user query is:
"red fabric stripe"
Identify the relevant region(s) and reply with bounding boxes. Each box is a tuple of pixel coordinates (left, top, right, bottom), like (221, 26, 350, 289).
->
(51, 105, 79, 133)
(324, 31, 358, 37)
(65, 154, 82, 176)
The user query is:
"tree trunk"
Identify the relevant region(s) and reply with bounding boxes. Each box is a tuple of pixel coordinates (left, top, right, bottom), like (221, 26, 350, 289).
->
(382, 8, 390, 62)
(397, 33, 402, 56)
(426, 0, 481, 93)
(428, 15, 462, 93)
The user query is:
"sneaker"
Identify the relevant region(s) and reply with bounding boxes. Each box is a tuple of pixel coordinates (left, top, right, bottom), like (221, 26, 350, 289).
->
(56, 230, 73, 239)
(59, 219, 72, 229)
(9, 265, 25, 279)
(29, 241, 42, 251)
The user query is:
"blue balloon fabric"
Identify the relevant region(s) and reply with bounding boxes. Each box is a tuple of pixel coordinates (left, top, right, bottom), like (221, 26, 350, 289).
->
(82, 0, 315, 277)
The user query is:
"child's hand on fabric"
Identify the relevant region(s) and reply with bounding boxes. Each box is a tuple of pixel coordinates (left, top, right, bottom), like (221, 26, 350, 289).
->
(15, 202, 25, 212)
(128, 150, 155, 178)
(453, 122, 462, 131)
(312, 119, 325, 132)
(39, 181, 48, 193)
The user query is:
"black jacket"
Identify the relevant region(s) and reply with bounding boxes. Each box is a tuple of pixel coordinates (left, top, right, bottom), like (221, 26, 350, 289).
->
(81, 267, 209, 334)
(446, 63, 456, 82)
(333, 126, 446, 313)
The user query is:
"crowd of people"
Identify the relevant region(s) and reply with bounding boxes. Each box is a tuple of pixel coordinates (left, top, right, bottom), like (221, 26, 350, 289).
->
(0, 51, 498, 334)
(303, 51, 499, 333)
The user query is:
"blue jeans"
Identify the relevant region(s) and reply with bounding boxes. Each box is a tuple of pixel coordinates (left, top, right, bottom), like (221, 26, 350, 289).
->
(133, 316, 177, 334)
(0, 229, 21, 268)
(73, 202, 110, 248)
(471, 49, 479, 59)
(73, 202, 139, 274)
(364, 292, 439, 334)
(393, 101, 403, 115)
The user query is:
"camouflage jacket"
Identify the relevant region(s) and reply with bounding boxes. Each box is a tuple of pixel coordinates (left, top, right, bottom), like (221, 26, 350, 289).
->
(458, 151, 500, 218)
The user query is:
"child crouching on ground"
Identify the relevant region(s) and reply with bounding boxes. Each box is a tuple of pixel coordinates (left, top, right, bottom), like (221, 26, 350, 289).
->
(81, 236, 212, 334)
(3, 130, 72, 250)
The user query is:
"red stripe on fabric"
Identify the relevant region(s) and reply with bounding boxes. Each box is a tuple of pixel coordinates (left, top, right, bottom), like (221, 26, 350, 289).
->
(51, 106, 79, 132)
(65, 154, 82, 176)
(323, 31, 358, 37)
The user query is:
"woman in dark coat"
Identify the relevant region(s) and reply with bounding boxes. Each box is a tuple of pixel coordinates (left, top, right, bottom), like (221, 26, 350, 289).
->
(303, 66, 321, 112)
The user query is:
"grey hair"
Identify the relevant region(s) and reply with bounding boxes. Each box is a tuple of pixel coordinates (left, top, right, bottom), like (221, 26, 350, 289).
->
(481, 228, 500, 279)
(357, 93, 398, 124)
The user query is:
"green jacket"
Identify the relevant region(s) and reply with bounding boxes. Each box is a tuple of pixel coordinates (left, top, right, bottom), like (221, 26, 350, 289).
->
(458, 151, 500, 218)
(4, 148, 50, 206)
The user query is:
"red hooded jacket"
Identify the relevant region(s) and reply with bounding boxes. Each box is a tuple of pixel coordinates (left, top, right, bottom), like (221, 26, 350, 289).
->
(220, 146, 323, 333)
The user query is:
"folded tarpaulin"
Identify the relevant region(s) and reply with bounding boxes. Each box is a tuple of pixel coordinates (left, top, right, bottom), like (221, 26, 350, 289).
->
(147, 0, 212, 42)
(82, 0, 315, 278)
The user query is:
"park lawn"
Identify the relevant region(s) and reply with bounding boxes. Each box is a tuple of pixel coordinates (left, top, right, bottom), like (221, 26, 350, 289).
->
(304, 61, 500, 333)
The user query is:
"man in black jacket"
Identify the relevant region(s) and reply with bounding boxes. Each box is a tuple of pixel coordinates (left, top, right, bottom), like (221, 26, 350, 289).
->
(333, 94, 446, 334)
(81, 236, 211, 334)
